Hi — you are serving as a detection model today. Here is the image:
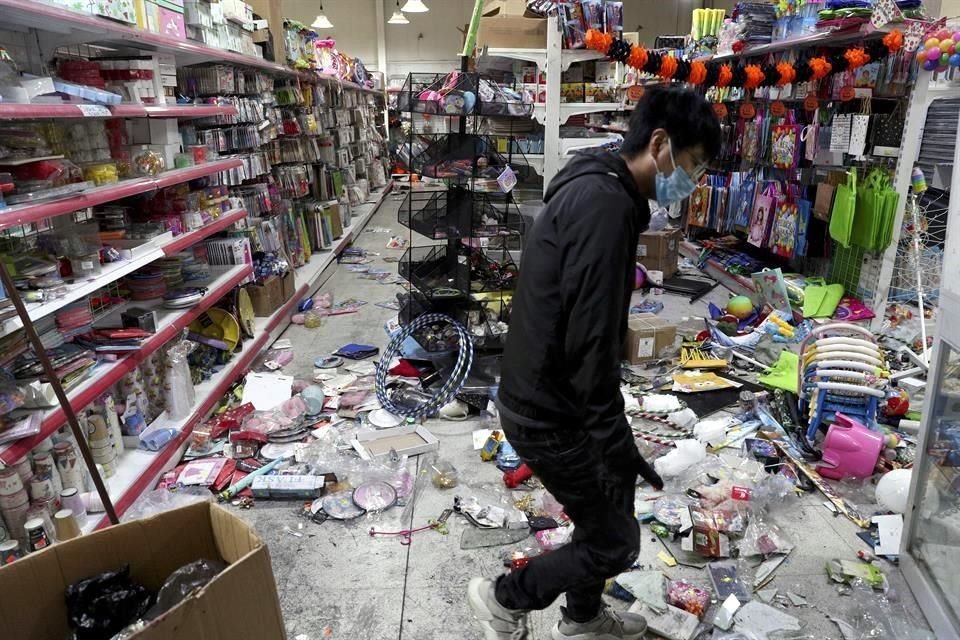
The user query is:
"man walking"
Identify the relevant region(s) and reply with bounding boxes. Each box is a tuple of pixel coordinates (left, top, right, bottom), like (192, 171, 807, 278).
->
(469, 86, 721, 640)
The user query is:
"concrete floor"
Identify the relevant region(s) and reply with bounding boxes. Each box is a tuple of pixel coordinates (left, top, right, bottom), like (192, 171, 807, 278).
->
(237, 195, 932, 640)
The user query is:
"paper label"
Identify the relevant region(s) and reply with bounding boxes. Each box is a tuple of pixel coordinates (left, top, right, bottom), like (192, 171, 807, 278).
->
(78, 104, 111, 117)
(637, 245, 648, 257)
(638, 337, 655, 358)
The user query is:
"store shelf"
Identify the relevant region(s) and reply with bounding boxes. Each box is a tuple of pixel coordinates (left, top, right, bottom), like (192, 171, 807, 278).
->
(0, 0, 296, 75)
(0, 103, 239, 120)
(0, 158, 243, 232)
(0, 263, 252, 465)
(481, 47, 605, 71)
(84, 184, 393, 529)
(679, 240, 757, 299)
(162, 208, 246, 255)
(700, 22, 887, 63)
(534, 102, 631, 125)
(0, 208, 248, 337)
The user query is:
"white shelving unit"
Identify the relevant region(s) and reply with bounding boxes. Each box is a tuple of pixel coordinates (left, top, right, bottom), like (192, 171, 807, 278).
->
(481, 16, 630, 191)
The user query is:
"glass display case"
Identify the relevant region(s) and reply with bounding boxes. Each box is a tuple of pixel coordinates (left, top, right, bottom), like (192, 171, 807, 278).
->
(902, 127, 960, 637)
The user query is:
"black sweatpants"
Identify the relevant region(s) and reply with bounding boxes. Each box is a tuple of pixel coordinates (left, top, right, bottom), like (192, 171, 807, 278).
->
(494, 417, 640, 622)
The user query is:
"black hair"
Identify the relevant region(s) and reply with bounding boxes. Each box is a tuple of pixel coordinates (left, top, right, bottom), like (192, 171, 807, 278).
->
(621, 85, 721, 160)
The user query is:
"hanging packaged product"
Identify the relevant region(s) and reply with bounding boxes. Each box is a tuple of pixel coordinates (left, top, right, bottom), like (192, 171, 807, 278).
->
(747, 182, 777, 248)
(770, 113, 801, 170)
(829, 168, 857, 247)
(769, 188, 799, 258)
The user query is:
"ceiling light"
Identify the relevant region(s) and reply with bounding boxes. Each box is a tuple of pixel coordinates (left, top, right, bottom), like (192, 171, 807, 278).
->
(311, 3, 334, 29)
(388, 0, 409, 24)
(401, 0, 429, 13)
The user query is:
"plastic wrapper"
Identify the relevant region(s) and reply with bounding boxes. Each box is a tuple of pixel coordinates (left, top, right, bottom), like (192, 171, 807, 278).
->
(121, 487, 212, 522)
(164, 337, 196, 420)
(144, 559, 225, 620)
(536, 525, 575, 551)
(739, 514, 794, 557)
(66, 565, 153, 640)
(653, 440, 706, 478)
(666, 579, 712, 619)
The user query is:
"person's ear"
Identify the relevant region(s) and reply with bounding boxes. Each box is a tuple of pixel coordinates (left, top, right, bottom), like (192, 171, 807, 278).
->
(649, 128, 669, 159)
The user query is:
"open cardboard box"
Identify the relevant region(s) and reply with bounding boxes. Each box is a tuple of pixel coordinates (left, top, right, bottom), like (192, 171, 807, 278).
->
(0, 502, 285, 640)
(477, 0, 547, 49)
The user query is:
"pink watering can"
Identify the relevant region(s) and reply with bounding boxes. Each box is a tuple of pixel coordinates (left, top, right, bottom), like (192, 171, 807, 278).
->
(818, 413, 884, 480)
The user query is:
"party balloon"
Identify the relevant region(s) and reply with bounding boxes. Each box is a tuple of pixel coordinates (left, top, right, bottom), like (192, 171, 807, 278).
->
(953, 31, 960, 41)
(950, 45, 957, 55)
(949, 53, 960, 66)
(938, 64, 949, 73)
(941, 39, 955, 51)
(928, 47, 943, 62)
(941, 52, 950, 65)
(923, 59, 938, 71)
(926, 37, 941, 49)
(917, 49, 928, 63)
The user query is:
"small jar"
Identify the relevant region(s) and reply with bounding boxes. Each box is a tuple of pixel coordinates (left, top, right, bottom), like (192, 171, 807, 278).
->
(174, 152, 195, 169)
(188, 144, 208, 164)
(133, 147, 164, 177)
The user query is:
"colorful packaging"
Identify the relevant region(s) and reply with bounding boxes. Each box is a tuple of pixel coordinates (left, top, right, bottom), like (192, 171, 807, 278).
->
(582, 0, 604, 30)
(604, 1, 623, 35)
(562, 2, 587, 49)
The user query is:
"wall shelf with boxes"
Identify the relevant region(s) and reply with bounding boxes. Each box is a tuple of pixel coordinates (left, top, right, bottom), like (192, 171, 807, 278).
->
(0, 0, 391, 549)
(479, 14, 635, 191)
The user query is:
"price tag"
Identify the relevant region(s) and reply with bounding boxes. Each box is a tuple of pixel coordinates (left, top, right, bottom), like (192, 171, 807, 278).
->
(738, 102, 756, 119)
(712, 103, 728, 119)
(77, 104, 112, 117)
(770, 100, 786, 117)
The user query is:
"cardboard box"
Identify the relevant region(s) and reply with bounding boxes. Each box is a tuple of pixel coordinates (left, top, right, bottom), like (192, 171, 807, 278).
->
(636, 227, 682, 277)
(246, 271, 293, 317)
(246, 0, 283, 62)
(482, 0, 538, 17)
(476, 14, 547, 49)
(624, 314, 677, 364)
(585, 83, 616, 103)
(0, 502, 285, 640)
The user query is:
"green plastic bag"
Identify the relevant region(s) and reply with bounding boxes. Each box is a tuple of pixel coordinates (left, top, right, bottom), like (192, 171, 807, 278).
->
(829, 168, 857, 248)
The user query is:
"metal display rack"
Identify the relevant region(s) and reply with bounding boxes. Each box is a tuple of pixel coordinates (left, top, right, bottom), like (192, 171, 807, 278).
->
(396, 70, 528, 352)
(0, 2, 391, 532)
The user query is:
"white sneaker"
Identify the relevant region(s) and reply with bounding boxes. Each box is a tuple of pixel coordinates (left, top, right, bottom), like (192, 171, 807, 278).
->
(468, 577, 531, 640)
(551, 605, 647, 640)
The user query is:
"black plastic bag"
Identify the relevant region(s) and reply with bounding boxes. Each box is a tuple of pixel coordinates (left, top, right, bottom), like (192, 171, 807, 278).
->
(65, 565, 153, 640)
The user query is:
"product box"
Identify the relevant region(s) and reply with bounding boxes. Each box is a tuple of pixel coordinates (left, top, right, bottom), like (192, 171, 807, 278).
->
(594, 61, 619, 83)
(560, 82, 585, 103)
(477, 1, 547, 49)
(636, 227, 682, 277)
(0, 502, 285, 640)
(149, 118, 181, 145)
(246, 270, 294, 316)
(585, 83, 616, 103)
(94, 0, 138, 23)
(562, 65, 584, 83)
(624, 314, 677, 364)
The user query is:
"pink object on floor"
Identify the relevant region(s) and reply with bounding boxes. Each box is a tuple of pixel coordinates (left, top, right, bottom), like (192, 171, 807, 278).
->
(818, 413, 884, 480)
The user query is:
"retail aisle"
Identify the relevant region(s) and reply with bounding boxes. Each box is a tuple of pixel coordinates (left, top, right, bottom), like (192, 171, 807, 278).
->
(237, 195, 930, 640)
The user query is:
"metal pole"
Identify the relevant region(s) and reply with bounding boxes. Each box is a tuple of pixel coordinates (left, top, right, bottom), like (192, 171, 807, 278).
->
(0, 261, 119, 525)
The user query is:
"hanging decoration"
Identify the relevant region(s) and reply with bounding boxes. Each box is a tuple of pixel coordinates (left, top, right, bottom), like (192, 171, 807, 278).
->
(584, 27, 906, 89)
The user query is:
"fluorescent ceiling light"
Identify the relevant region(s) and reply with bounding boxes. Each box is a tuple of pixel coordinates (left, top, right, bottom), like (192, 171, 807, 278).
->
(311, 3, 334, 29)
(401, 0, 429, 12)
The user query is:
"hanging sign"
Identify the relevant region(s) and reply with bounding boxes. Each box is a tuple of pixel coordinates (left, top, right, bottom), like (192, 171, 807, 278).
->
(770, 100, 786, 117)
(627, 85, 644, 102)
(840, 86, 857, 102)
(804, 95, 819, 112)
(712, 103, 728, 119)
(739, 102, 756, 119)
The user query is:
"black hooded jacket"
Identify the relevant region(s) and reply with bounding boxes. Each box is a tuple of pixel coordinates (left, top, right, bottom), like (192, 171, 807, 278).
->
(497, 148, 652, 472)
